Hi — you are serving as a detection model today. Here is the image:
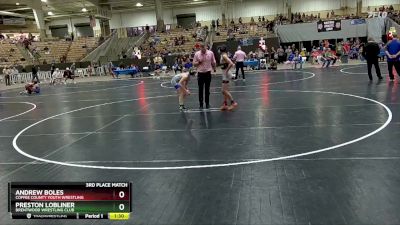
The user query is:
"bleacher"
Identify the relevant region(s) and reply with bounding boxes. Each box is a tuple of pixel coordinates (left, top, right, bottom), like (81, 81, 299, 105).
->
(67, 37, 98, 62)
(31, 40, 71, 63)
(0, 42, 27, 67)
(213, 23, 272, 43)
(142, 27, 204, 55)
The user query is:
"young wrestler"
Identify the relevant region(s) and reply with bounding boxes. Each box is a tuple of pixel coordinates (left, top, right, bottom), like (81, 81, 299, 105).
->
(171, 70, 195, 111)
(219, 45, 238, 111)
(21, 81, 40, 95)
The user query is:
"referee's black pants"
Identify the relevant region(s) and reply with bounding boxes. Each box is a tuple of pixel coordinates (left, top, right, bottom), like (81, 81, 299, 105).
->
(197, 71, 212, 107)
(235, 61, 245, 79)
(366, 58, 382, 80)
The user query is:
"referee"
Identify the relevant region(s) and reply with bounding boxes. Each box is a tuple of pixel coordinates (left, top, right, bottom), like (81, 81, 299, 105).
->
(233, 46, 246, 81)
(193, 43, 216, 109)
(363, 38, 382, 81)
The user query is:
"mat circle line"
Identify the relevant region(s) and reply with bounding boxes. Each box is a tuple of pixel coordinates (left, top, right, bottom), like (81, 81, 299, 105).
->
(161, 70, 315, 89)
(0, 81, 144, 99)
(340, 65, 390, 76)
(12, 88, 392, 170)
(0, 102, 37, 122)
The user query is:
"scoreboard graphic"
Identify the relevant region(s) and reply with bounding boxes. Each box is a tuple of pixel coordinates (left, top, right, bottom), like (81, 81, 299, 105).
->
(8, 182, 132, 220)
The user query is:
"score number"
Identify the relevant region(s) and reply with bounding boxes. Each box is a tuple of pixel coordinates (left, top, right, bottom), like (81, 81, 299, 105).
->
(117, 191, 128, 211)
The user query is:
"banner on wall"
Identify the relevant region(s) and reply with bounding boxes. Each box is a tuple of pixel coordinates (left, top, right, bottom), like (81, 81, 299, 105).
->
(351, 19, 366, 25)
(0, 18, 26, 25)
(240, 38, 254, 46)
(368, 11, 387, 18)
(317, 20, 341, 32)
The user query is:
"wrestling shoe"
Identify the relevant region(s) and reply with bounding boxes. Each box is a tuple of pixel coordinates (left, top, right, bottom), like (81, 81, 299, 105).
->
(220, 104, 229, 111)
(228, 102, 238, 111)
(179, 106, 188, 112)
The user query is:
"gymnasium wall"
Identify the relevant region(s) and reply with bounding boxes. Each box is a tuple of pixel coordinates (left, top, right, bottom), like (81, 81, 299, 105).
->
(363, 0, 399, 7)
(45, 17, 90, 36)
(110, 6, 221, 29)
(49, 0, 400, 31)
(292, 0, 343, 13)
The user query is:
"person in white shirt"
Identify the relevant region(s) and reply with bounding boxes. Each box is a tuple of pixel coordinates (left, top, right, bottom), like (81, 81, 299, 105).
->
(233, 46, 247, 80)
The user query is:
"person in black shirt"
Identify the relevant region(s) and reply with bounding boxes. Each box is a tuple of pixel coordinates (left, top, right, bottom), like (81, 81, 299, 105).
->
(363, 38, 383, 81)
(31, 65, 39, 83)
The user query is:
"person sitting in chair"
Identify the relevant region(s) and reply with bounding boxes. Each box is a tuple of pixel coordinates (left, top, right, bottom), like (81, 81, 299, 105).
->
(294, 51, 304, 69)
(63, 67, 76, 84)
(321, 48, 337, 68)
(268, 59, 278, 70)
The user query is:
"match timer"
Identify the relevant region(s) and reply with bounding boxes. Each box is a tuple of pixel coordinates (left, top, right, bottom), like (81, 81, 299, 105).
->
(8, 182, 132, 220)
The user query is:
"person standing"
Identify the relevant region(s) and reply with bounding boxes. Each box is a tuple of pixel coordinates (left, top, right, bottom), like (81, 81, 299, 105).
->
(219, 46, 238, 111)
(31, 65, 39, 83)
(233, 46, 246, 81)
(193, 43, 216, 109)
(363, 38, 383, 81)
(171, 71, 193, 111)
(385, 34, 400, 81)
(70, 63, 76, 76)
(3, 66, 11, 86)
(50, 63, 55, 79)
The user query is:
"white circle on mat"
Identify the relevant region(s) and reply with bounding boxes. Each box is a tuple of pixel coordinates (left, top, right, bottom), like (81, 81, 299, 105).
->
(0, 102, 37, 122)
(12, 89, 392, 170)
(161, 70, 316, 88)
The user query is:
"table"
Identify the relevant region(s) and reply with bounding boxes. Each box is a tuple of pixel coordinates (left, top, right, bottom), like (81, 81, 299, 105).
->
(113, 69, 138, 76)
(243, 60, 259, 67)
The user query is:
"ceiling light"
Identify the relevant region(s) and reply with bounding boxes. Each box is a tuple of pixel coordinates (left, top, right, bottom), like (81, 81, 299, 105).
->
(41, 0, 47, 2)
(193, 0, 200, 1)
(81, 7, 87, 12)
(16, 2, 20, 5)
(136, 2, 143, 7)
(47, 11, 54, 15)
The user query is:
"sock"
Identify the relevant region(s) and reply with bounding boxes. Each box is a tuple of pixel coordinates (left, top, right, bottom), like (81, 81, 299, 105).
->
(179, 105, 184, 108)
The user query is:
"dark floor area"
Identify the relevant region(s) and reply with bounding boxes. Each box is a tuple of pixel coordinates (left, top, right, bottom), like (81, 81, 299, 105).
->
(0, 65, 399, 225)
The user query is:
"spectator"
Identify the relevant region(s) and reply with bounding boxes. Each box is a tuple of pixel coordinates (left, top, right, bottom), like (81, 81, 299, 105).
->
(31, 65, 39, 83)
(321, 48, 337, 68)
(63, 67, 75, 84)
(239, 17, 242, 24)
(233, 46, 246, 80)
(363, 37, 382, 81)
(3, 66, 11, 86)
(268, 59, 277, 70)
(294, 51, 304, 69)
(285, 51, 296, 68)
(70, 62, 76, 76)
(270, 47, 277, 60)
(385, 33, 400, 81)
(277, 46, 285, 63)
(250, 17, 255, 25)
(50, 63, 55, 78)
